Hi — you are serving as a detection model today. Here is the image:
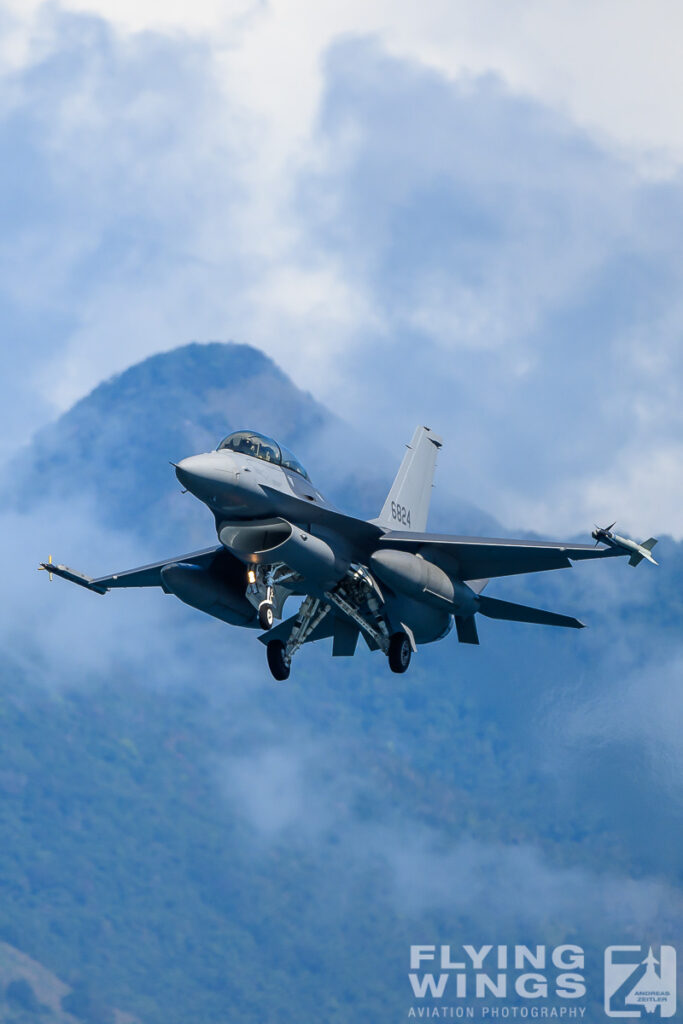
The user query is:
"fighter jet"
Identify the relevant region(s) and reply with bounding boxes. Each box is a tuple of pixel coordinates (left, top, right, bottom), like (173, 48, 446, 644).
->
(39, 427, 658, 680)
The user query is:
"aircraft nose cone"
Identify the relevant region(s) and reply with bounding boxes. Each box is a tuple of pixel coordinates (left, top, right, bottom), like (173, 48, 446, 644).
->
(175, 466, 188, 488)
(174, 452, 240, 501)
(175, 456, 199, 490)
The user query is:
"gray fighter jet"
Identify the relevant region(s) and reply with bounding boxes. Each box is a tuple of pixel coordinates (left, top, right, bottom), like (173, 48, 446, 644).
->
(40, 426, 658, 680)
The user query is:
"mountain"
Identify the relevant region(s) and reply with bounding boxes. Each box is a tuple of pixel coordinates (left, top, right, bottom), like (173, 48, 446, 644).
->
(12, 343, 336, 544)
(0, 341, 680, 1024)
(0, 940, 136, 1024)
(11, 340, 498, 545)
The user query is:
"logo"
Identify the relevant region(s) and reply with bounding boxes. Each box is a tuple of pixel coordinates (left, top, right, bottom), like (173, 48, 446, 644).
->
(604, 946, 676, 1017)
(408, 944, 587, 1004)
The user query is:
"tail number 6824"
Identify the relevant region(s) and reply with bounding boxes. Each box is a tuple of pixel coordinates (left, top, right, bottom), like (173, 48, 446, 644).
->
(391, 501, 411, 527)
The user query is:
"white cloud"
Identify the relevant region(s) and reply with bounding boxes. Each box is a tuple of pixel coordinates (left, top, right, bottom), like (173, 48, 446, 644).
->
(6, 0, 683, 169)
(515, 443, 683, 541)
(216, 732, 682, 934)
(0, 495, 268, 691)
(219, 739, 341, 838)
(0, 500, 175, 680)
(1, 2, 682, 538)
(555, 651, 683, 795)
(384, 830, 681, 931)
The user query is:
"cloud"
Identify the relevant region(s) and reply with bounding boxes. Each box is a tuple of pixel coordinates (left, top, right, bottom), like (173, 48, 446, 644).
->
(218, 739, 343, 838)
(7, 1, 683, 166)
(382, 830, 682, 935)
(0, 9, 249, 458)
(545, 649, 683, 819)
(1, 7, 682, 542)
(0, 497, 269, 694)
(294, 40, 683, 538)
(216, 730, 683, 938)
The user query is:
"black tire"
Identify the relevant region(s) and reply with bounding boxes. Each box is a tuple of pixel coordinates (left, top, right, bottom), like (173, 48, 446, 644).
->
(388, 631, 412, 673)
(266, 639, 290, 681)
(258, 601, 275, 630)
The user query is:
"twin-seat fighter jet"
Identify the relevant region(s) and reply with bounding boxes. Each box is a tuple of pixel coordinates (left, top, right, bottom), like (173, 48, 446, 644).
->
(40, 427, 658, 680)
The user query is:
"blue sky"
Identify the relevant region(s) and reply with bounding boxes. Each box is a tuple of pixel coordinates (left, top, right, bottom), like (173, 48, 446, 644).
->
(1, 0, 682, 541)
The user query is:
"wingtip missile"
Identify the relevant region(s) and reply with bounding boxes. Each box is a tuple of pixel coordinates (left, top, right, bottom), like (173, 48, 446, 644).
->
(590, 525, 658, 566)
(38, 559, 109, 594)
(38, 554, 53, 581)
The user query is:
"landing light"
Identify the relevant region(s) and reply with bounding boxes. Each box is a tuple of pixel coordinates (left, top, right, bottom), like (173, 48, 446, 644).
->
(247, 569, 256, 585)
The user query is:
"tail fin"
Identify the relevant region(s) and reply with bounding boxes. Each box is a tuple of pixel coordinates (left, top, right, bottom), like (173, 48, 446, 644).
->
(374, 426, 442, 533)
(641, 537, 658, 552)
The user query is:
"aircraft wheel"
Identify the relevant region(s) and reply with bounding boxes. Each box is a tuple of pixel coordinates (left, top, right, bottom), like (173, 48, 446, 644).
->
(266, 639, 290, 681)
(258, 601, 275, 630)
(388, 631, 412, 673)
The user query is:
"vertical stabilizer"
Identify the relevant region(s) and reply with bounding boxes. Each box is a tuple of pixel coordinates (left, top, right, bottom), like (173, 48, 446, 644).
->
(374, 426, 442, 533)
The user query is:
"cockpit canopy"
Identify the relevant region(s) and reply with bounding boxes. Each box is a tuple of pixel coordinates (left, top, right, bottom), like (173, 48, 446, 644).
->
(217, 430, 310, 480)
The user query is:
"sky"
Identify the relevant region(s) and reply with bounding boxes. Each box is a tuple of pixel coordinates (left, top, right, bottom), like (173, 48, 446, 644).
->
(1, 0, 682, 538)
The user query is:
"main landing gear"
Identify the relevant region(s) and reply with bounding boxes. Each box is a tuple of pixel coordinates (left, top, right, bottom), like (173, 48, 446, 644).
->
(267, 625, 413, 680)
(266, 639, 290, 681)
(388, 631, 412, 673)
(265, 594, 331, 681)
(259, 564, 416, 681)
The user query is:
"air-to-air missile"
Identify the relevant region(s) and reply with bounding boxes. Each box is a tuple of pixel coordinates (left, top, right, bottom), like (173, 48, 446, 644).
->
(591, 523, 658, 566)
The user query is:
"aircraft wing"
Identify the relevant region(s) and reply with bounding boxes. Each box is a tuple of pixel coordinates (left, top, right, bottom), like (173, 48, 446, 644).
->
(379, 531, 624, 580)
(40, 546, 223, 594)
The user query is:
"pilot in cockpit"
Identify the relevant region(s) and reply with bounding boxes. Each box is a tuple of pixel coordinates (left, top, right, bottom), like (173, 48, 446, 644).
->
(216, 430, 310, 479)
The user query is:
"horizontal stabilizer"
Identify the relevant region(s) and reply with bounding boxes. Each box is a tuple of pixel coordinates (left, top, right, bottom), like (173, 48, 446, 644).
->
(455, 615, 479, 645)
(477, 595, 584, 629)
(333, 617, 359, 657)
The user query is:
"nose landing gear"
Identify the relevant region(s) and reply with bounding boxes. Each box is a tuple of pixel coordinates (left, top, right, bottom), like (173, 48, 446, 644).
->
(247, 563, 299, 631)
(258, 601, 275, 630)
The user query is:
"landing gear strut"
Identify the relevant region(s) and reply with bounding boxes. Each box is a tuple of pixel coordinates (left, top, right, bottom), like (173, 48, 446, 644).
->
(266, 639, 290, 681)
(265, 595, 331, 681)
(388, 631, 412, 673)
(263, 570, 403, 680)
(248, 563, 298, 630)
